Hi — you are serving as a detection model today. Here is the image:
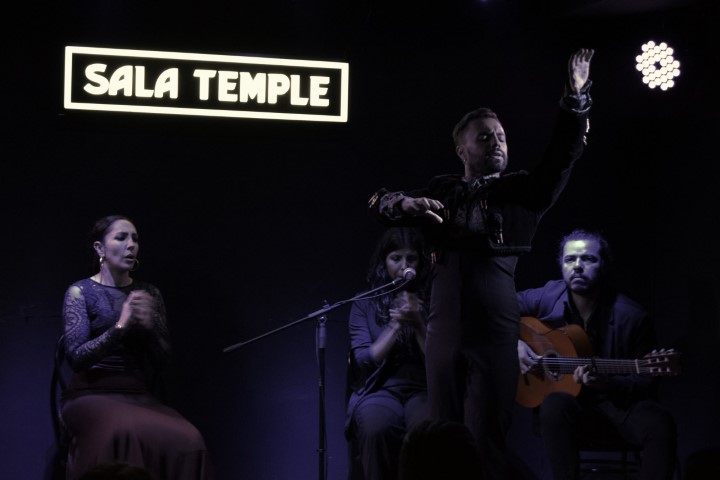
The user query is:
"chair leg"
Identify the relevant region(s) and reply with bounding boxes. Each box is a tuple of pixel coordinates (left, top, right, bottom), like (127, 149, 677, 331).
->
(579, 448, 642, 479)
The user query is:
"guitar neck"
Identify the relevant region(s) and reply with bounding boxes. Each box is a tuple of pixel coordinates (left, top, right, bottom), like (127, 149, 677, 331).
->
(540, 357, 648, 375)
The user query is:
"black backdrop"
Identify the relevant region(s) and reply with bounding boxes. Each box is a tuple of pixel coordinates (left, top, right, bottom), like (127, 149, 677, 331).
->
(1, 1, 719, 479)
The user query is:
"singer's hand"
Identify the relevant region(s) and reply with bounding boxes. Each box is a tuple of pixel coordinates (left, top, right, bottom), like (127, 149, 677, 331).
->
(119, 290, 157, 330)
(568, 48, 594, 94)
(400, 196, 444, 223)
(389, 292, 425, 330)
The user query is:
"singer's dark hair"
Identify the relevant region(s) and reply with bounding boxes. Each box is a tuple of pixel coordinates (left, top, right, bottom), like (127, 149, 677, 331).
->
(452, 107, 499, 146)
(366, 227, 430, 324)
(88, 214, 134, 273)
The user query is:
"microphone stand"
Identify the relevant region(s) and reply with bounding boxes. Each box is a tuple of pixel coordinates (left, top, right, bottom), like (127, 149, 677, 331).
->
(222, 276, 409, 480)
(223, 276, 408, 353)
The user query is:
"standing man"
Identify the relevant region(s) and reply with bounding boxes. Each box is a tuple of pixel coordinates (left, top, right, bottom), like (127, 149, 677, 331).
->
(368, 48, 594, 479)
(517, 229, 677, 480)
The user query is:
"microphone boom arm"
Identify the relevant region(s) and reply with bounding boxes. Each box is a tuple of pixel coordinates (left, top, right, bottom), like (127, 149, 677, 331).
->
(222, 276, 409, 353)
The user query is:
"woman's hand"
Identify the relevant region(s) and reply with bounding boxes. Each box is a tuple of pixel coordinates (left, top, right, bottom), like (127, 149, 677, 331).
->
(118, 290, 157, 330)
(389, 292, 425, 332)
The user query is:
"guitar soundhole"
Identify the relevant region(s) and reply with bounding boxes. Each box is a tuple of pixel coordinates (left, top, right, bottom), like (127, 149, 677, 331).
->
(541, 350, 563, 380)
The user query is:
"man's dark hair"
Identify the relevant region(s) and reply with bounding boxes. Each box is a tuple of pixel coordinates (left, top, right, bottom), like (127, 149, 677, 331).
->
(452, 107, 498, 146)
(557, 228, 614, 268)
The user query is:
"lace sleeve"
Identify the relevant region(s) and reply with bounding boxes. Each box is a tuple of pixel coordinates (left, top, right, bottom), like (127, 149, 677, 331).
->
(62, 285, 122, 371)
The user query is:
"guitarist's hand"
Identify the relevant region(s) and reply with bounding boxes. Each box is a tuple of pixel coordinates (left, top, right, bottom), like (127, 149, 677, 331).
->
(517, 340, 540, 374)
(573, 365, 609, 390)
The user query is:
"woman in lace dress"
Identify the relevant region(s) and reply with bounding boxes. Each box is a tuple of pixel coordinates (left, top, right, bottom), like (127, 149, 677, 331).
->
(60, 214, 213, 480)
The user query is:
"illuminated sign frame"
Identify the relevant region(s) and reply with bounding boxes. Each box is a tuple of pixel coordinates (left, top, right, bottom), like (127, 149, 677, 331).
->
(64, 46, 349, 122)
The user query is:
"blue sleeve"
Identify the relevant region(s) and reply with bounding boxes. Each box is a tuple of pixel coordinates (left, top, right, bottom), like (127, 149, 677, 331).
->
(517, 287, 545, 317)
(348, 300, 380, 378)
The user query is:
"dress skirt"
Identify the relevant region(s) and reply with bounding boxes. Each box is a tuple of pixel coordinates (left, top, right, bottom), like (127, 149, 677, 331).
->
(60, 370, 213, 480)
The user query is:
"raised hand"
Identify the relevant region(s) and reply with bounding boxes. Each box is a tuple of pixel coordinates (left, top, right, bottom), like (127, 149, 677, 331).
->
(568, 48, 594, 94)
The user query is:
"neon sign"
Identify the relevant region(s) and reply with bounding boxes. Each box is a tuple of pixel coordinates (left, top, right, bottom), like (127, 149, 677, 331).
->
(64, 46, 349, 122)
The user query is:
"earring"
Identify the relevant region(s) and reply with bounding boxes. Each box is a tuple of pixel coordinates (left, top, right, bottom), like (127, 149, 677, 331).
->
(131, 258, 140, 272)
(98, 255, 105, 271)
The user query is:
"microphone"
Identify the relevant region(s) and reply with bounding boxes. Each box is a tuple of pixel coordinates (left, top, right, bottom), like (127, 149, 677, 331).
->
(402, 267, 417, 280)
(392, 267, 417, 285)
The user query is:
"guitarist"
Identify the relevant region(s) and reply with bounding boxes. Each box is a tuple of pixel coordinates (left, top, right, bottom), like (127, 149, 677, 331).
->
(516, 229, 677, 480)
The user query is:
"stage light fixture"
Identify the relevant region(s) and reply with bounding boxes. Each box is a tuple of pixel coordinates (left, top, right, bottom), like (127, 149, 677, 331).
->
(635, 41, 681, 91)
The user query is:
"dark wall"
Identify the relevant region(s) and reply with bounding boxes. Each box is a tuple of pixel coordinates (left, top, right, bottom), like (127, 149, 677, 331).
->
(1, 1, 718, 479)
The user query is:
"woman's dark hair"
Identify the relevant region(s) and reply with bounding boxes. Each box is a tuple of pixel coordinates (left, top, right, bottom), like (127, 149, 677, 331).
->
(88, 214, 133, 272)
(366, 227, 430, 323)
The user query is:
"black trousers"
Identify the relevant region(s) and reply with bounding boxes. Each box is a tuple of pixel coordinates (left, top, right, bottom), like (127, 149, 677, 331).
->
(350, 386, 429, 480)
(425, 251, 520, 480)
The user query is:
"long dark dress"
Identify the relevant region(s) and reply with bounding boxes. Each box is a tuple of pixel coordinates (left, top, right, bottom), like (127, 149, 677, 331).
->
(60, 278, 212, 480)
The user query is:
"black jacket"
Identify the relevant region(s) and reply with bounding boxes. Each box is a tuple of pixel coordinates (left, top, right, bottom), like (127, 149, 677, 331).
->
(370, 90, 591, 258)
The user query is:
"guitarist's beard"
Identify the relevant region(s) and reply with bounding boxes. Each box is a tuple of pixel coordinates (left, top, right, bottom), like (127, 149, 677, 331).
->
(568, 275, 600, 296)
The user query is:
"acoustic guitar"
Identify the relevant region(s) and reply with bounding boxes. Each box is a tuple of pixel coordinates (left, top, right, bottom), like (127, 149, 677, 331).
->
(516, 316, 681, 408)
